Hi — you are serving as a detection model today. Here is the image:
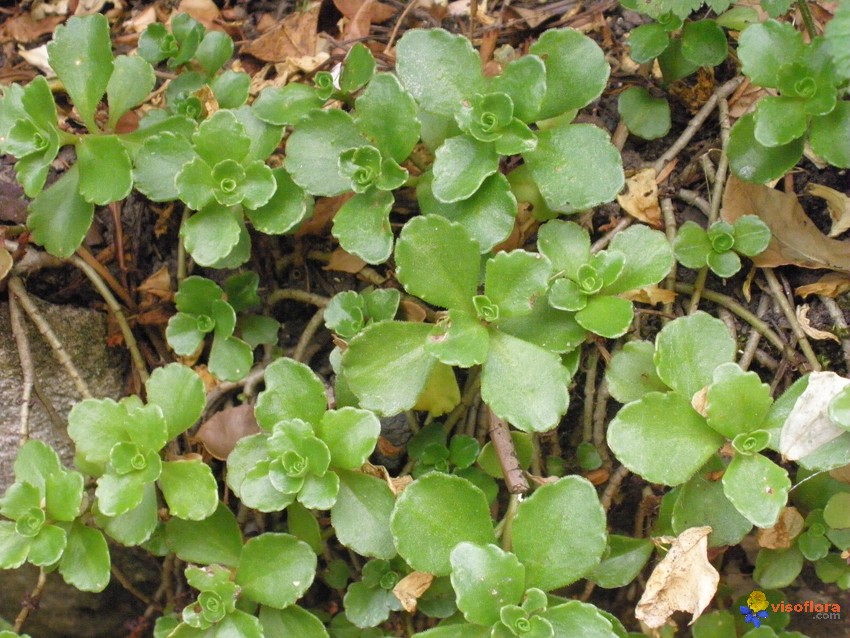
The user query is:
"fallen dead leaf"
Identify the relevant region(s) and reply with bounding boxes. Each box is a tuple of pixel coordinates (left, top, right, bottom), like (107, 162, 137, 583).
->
(805, 183, 850, 237)
(324, 248, 367, 275)
(756, 507, 804, 549)
(623, 285, 676, 306)
(1, 14, 65, 44)
(177, 0, 221, 28)
(18, 44, 54, 76)
(690, 386, 709, 418)
(635, 526, 719, 629)
(795, 272, 850, 298)
(617, 168, 663, 228)
(138, 266, 172, 301)
(294, 193, 352, 236)
(779, 371, 850, 461)
(829, 463, 850, 484)
(796, 304, 840, 343)
(399, 299, 427, 323)
(124, 5, 157, 32)
(333, 0, 396, 23)
(393, 572, 434, 613)
(361, 461, 413, 495)
(0, 246, 12, 283)
(193, 404, 261, 460)
(242, 2, 321, 63)
(721, 175, 850, 271)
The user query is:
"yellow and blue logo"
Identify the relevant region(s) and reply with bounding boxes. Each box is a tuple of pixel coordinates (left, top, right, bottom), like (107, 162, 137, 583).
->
(740, 590, 770, 628)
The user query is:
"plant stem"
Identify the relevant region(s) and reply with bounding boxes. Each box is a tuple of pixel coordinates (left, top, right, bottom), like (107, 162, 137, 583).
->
(660, 198, 678, 322)
(487, 407, 529, 495)
(688, 266, 709, 314)
(267, 288, 330, 307)
(763, 268, 821, 371)
(582, 348, 599, 443)
(13, 568, 47, 633)
(797, 0, 817, 39)
(497, 493, 521, 552)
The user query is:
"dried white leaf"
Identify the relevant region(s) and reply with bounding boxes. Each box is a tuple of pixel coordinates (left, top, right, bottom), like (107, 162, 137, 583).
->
(806, 183, 850, 238)
(635, 526, 719, 629)
(796, 304, 841, 343)
(780, 371, 850, 461)
(18, 45, 54, 77)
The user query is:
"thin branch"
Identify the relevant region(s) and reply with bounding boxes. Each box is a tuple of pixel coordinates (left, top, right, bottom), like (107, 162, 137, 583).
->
(13, 567, 47, 633)
(267, 288, 330, 308)
(660, 198, 678, 321)
(590, 217, 632, 253)
(487, 407, 529, 495)
(292, 307, 326, 363)
(8, 277, 93, 399)
(69, 255, 149, 384)
(653, 76, 745, 174)
(582, 348, 599, 443)
(9, 291, 35, 446)
(708, 98, 732, 224)
(763, 268, 821, 371)
(819, 295, 850, 372)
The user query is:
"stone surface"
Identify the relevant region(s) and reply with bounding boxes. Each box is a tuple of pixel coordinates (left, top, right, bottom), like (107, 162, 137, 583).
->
(0, 297, 137, 636)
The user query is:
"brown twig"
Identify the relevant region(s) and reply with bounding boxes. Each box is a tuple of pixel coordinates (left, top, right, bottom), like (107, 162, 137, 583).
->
(590, 217, 632, 253)
(660, 197, 678, 321)
(13, 567, 47, 633)
(9, 290, 34, 445)
(819, 295, 850, 373)
(75, 245, 134, 308)
(8, 276, 93, 399)
(653, 76, 745, 175)
(487, 407, 529, 495)
(292, 307, 326, 363)
(267, 288, 330, 308)
(763, 269, 821, 371)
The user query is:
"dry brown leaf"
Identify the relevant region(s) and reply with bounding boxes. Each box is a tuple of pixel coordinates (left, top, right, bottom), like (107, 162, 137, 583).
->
(177, 0, 221, 28)
(0, 246, 12, 283)
(324, 248, 367, 274)
(829, 464, 850, 484)
(393, 572, 434, 613)
(690, 386, 709, 418)
(125, 5, 157, 32)
(622, 285, 676, 306)
(295, 193, 352, 236)
(805, 183, 850, 237)
(242, 2, 321, 63)
(721, 174, 850, 271)
(333, 0, 396, 23)
(400, 299, 427, 323)
(617, 168, 663, 228)
(138, 266, 172, 300)
(635, 526, 719, 629)
(796, 304, 841, 343)
(795, 272, 850, 298)
(756, 507, 805, 549)
(361, 462, 412, 495)
(193, 404, 261, 461)
(1, 14, 65, 44)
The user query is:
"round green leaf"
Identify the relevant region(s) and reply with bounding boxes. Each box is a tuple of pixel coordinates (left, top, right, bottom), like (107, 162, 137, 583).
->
(208, 335, 253, 382)
(245, 166, 313, 235)
(58, 523, 110, 592)
(256, 357, 327, 429)
(426, 308, 490, 367)
(0, 521, 30, 569)
(28, 163, 94, 258)
(395, 215, 480, 311)
(654, 311, 735, 399)
(259, 605, 330, 638)
(754, 96, 808, 147)
(181, 204, 242, 267)
(395, 28, 485, 117)
(617, 87, 671, 140)
(195, 30, 234, 76)
(705, 363, 772, 439)
(146, 363, 205, 439)
(603, 223, 673, 294)
(106, 55, 155, 128)
(543, 600, 618, 638)
(45, 471, 84, 522)
(133, 132, 196, 202)
(47, 14, 113, 131)
(481, 329, 570, 433)
(485, 250, 552, 318)
(340, 42, 376, 94)
(628, 23, 670, 63)
(605, 340, 667, 404)
(331, 470, 397, 559)
(523, 124, 624, 211)
(332, 188, 395, 265)
(95, 481, 159, 546)
(512, 476, 607, 591)
(317, 408, 380, 470)
(722, 453, 790, 528)
(285, 109, 367, 196)
(671, 460, 753, 547)
(810, 101, 850, 169)
(28, 524, 66, 566)
(252, 84, 323, 127)
(342, 320, 437, 416)
(418, 171, 516, 253)
(159, 459, 219, 521)
(237, 533, 317, 609)
(608, 391, 724, 485)
(450, 542, 525, 626)
(575, 295, 634, 339)
(587, 535, 654, 589)
(529, 28, 609, 120)
(738, 20, 805, 88)
(390, 473, 495, 576)
(12, 439, 61, 492)
(754, 546, 804, 588)
(823, 492, 850, 529)
(431, 134, 500, 203)
(732, 215, 771, 257)
(729, 112, 805, 183)
(489, 55, 547, 123)
(165, 503, 243, 567)
(680, 20, 728, 67)
(355, 73, 420, 164)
